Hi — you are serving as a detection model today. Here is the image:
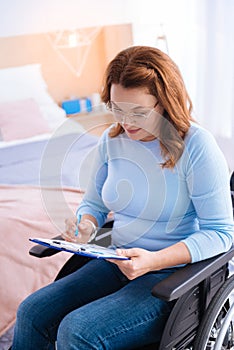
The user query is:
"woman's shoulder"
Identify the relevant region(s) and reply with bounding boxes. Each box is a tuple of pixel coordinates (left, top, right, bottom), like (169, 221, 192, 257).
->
(185, 122, 216, 147)
(97, 125, 114, 147)
(99, 124, 120, 141)
(183, 122, 227, 168)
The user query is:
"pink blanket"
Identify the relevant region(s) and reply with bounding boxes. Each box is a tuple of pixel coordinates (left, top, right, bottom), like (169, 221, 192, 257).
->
(0, 185, 84, 336)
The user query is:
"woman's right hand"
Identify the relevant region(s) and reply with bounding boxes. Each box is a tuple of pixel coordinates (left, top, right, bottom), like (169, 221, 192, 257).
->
(62, 215, 94, 243)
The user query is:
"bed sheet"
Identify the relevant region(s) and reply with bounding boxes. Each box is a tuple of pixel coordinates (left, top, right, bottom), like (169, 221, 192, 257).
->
(0, 185, 84, 337)
(0, 131, 98, 189)
(0, 130, 99, 338)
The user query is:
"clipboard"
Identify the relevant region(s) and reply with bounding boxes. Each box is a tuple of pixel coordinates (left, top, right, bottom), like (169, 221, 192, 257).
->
(29, 238, 129, 260)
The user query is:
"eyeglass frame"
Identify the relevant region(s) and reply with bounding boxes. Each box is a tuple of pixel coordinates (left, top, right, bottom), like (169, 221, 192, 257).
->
(106, 100, 159, 124)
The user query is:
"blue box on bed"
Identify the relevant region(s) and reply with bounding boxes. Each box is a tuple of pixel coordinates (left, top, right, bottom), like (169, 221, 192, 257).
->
(61, 99, 81, 114)
(62, 98, 92, 114)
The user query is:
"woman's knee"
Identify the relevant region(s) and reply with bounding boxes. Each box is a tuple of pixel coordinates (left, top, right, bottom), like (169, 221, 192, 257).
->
(16, 289, 50, 330)
(57, 311, 100, 350)
(16, 293, 38, 324)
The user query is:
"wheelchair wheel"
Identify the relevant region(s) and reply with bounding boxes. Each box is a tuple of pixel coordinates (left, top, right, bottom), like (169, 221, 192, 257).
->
(194, 274, 234, 350)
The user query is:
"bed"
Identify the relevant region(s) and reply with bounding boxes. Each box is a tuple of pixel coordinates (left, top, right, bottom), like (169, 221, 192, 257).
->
(0, 64, 99, 346)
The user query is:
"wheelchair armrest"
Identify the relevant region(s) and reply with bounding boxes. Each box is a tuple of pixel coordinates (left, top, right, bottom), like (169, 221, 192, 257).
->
(29, 235, 64, 258)
(152, 245, 234, 302)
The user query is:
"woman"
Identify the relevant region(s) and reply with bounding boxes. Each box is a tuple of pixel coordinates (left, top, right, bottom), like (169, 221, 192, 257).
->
(12, 46, 233, 349)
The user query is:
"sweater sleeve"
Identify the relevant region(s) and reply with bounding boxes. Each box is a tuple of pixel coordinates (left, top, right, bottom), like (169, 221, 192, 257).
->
(181, 128, 234, 263)
(76, 129, 110, 228)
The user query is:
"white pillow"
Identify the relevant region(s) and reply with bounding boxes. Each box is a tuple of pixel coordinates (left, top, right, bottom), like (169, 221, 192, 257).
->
(0, 64, 52, 104)
(0, 64, 66, 130)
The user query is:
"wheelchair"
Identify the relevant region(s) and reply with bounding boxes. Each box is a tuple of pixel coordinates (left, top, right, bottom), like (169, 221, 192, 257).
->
(29, 172, 234, 350)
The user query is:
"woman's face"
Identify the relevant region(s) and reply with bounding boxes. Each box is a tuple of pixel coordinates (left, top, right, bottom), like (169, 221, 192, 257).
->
(110, 84, 163, 141)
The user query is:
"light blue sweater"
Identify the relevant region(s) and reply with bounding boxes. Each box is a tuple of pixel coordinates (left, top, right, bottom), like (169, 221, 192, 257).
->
(78, 123, 234, 263)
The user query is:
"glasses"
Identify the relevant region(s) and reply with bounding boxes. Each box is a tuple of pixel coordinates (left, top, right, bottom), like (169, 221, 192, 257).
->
(106, 101, 159, 124)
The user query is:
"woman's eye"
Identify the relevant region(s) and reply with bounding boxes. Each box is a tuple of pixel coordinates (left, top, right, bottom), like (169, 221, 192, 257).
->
(132, 113, 145, 118)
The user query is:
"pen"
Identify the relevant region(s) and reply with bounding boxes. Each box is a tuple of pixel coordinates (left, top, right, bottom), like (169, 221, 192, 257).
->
(75, 214, 81, 236)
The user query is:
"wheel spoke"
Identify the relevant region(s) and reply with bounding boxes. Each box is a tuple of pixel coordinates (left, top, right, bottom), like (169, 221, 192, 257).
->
(214, 304, 234, 349)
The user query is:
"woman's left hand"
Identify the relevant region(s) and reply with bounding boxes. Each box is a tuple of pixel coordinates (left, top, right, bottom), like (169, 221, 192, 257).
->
(107, 248, 157, 280)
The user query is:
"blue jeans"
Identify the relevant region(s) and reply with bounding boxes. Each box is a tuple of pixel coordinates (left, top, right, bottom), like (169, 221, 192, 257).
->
(12, 259, 175, 350)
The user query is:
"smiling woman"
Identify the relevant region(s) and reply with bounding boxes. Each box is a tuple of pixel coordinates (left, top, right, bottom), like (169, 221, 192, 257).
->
(107, 86, 160, 142)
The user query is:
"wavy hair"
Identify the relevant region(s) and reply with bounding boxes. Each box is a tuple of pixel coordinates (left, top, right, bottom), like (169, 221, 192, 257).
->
(101, 46, 194, 168)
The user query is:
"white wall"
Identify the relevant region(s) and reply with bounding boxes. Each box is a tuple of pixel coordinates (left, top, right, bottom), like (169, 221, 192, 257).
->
(0, 0, 130, 37)
(124, 0, 198, 103)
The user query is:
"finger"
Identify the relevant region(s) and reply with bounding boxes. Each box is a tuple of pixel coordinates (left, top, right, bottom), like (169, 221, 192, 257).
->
(64, 228, 73, 237)
(71, 224, 77, 231)
(62, 232, 75, 242)
(116, 248, 139, 257)
(65, 222, 77, 232)
(65, 217, 77, 225)
(77, 222, 92, 235)
(64, 235, 76, 243)
(61, 232, 69, 241)
(77, 222, 86, 231)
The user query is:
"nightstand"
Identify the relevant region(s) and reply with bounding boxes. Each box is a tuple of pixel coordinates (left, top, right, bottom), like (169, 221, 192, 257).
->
(67, 111, 114, 136)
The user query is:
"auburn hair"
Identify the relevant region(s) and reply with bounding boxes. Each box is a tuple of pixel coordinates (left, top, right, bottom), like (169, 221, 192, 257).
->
(101, 46, 193, 168)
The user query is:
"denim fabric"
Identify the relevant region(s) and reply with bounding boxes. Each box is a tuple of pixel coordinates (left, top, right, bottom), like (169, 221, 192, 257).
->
(12, 259, 175, 350)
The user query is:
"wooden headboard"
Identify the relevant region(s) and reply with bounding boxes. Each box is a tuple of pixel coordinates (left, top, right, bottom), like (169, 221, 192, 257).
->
(0, 23, 133, 103)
